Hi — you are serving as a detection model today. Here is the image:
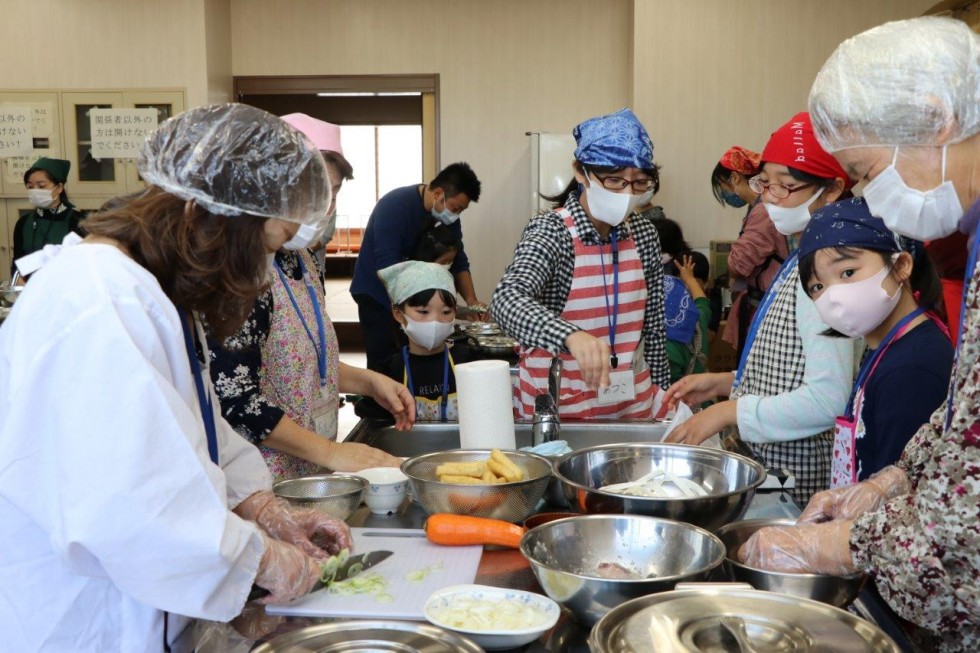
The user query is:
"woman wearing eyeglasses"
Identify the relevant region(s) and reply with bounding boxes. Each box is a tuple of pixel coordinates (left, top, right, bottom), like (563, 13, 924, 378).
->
(665, 112, 859, 506)
(491, 108, 670, 419)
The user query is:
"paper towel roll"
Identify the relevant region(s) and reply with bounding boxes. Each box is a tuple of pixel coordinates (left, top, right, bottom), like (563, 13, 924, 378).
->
(454, 359, 517, 450)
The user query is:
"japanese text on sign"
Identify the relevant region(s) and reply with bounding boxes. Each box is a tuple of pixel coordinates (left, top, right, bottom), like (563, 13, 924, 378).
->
(90, 108, 159, 159)
(0, 107, 33, 157)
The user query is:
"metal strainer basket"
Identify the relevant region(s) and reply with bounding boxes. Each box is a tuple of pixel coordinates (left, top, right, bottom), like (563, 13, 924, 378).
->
(273, 474, 367, 521)
(401, 449, 553, 523)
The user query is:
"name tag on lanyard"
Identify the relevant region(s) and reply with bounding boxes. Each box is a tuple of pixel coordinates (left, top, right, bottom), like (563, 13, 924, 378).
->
(597, 369, 636, 405)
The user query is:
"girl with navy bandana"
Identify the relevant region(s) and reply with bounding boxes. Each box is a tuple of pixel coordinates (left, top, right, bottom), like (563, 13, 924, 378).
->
(797, 198, 953, 485)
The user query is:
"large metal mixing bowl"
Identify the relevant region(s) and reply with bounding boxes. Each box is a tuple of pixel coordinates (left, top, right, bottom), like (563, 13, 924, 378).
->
(716, 518, 867, 608)
(520, 514, 725, 625)
(554, 443, 766, 531)
(272, 474, 367, 521)
(401, 449, 552, 523)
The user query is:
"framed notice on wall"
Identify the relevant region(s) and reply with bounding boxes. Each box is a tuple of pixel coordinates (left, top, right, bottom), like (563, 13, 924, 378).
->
(89, 108, 158, 159)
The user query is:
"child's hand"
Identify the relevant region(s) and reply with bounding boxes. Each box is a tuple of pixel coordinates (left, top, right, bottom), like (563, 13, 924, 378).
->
(677, 255, 706, 299)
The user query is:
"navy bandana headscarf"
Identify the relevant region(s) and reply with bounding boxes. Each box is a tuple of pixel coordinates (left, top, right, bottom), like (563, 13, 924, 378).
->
(663, 275, 700, 343)
(799, 197, 916, 259)
(573, 108, 655, 169)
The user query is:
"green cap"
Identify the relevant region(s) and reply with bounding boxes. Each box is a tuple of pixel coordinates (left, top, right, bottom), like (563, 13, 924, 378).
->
(29, 157, 71, 184)
(378, 261, 455, 305)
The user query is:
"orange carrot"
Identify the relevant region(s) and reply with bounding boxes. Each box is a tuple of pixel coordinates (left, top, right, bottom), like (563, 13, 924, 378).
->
(424, 513, 526, 548)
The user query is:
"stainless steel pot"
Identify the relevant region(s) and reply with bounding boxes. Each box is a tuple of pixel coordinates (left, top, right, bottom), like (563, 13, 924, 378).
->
(590, 585, 901, 652)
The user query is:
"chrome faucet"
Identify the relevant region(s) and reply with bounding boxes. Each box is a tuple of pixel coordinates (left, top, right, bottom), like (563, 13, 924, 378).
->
(531, 358, 562, 446)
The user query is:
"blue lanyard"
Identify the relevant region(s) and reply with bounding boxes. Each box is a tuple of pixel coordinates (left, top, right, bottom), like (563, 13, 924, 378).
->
(599, 230, 620, 368)
(180, 311, 219, 465)
(845, 307, 924, 418)
(402, 346, 452, 422)
(275, 257, 327, 387)
(945, 233, 980, 429)
(733, 250, 799, 388)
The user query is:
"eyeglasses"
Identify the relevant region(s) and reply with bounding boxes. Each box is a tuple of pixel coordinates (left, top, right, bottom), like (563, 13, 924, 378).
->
(590, 173, 656, 193)
(747, 176, 817, 200)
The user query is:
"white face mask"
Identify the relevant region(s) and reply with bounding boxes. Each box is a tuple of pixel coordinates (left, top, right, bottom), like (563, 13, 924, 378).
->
(431, 194, 460, 225)
(813, 264, 901, 338)
(585, 176, 644, 227)
(863, 146, 964, 241)
(401, 315, 454, 350)
(439, 262, 453, 271)
(661, 253, 673, 265)
(265, 252, 276, 283)
(28, 188, 56, 209)
(766, 187, 825, 236)
(636, 189, 655, 207)
(282, 221, 326, 251)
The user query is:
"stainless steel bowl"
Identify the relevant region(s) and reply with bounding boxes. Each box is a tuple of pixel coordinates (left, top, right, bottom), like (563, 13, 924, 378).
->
(520, 514, 726, 625)
(474, 335, 519, 356)
(251, 620, 484, 653)
(716, 518, 867, 608)
(0, 284, 23, 307)
(554, 443, 766, 532)
(401, 449, 552, 523)
(272, 474, 367, 521)
(463, 321, 503, 337)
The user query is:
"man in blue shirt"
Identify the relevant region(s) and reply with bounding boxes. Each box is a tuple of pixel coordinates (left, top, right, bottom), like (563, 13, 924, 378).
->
(351, 162, 483, 370)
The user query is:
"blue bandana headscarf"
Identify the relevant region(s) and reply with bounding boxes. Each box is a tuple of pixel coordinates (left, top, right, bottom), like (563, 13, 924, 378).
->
(799, 197, 917, 259)
(663, 275, 700, 343)
(573, 108, 654, 170)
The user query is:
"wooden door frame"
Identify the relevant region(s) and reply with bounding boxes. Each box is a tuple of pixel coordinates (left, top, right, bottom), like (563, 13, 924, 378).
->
(233, 74, 439, 178)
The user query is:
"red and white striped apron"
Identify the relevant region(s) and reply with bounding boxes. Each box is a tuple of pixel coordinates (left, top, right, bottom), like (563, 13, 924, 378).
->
(516, 209, 656, 419)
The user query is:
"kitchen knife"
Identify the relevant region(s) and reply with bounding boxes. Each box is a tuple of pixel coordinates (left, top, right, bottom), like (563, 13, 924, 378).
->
(247, 549, 393, 601)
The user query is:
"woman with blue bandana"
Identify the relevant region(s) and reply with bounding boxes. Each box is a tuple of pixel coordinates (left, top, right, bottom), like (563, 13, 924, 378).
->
(797, 198, 952, 486)
(491, 108, 670, 419)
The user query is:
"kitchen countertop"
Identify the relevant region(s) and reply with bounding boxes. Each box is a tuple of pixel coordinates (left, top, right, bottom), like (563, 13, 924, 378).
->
(191, 489, 801, 652)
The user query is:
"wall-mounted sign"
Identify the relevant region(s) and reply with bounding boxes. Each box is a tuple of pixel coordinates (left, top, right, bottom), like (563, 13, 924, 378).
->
(0, 107, 33, 157)
(89, 108, 158, 159)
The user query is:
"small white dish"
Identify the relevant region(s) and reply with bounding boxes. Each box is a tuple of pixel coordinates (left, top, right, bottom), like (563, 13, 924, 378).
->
(357, 466, 409, 515)
(424, 584, 560, 650)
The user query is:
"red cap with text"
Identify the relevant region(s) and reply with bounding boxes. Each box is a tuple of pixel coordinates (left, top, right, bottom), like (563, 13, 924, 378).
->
(761, 112, 854, 188)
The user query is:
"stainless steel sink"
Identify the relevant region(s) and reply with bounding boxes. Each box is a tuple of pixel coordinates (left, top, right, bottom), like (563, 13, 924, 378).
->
(346, 419, 669, 457)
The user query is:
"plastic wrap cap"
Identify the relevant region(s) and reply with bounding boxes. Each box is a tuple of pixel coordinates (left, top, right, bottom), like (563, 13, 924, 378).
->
(137, 103, 331, 224)
(809, 16, 980, 152)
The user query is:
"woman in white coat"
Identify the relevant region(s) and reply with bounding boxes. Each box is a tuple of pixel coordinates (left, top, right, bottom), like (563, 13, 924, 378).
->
(0, 104, 351, 652)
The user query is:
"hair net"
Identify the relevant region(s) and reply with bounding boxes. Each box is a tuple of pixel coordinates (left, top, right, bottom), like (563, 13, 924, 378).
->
(809, 17, 980, 152)
(137, 103, 331, 224)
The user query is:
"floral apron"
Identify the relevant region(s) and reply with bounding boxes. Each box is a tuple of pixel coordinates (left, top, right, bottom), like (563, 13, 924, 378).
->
(516, 209, 656, 419)
(259, 250, 340, 480)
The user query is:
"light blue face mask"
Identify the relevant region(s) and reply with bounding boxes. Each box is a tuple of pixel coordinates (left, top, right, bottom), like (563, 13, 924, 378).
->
(431, 193, 460, 225)
(721, 190, 746, 208)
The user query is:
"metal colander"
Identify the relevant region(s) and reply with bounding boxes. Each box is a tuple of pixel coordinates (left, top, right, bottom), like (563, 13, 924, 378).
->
(401, 449, 553, 523)
(273, 474, 367, 521)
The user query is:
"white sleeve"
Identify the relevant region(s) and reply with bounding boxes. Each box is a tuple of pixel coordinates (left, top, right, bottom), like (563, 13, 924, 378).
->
(217, 414, 273, 508)
(1, 300, 264, 621)
(736, 283, 855, 442)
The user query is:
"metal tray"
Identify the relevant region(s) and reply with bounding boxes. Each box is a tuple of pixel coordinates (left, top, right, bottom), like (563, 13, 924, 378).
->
(589, 586, 900, 652)
(251, 620, 485, 652)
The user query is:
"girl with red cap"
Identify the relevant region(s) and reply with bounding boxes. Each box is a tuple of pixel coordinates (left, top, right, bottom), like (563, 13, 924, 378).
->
(711, 146, 790, 359)
(666, 112, 858, 507)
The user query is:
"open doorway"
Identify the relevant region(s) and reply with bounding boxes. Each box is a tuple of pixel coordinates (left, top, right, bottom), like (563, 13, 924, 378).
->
(234, 74, 439, 352)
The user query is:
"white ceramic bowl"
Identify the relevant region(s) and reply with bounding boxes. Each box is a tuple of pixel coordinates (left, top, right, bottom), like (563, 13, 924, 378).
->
(424, 584, 560, 650)
(357, 467, 409, 515)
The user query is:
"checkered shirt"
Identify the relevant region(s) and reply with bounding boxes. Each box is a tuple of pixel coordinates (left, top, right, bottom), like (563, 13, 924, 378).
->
(728, 262, 833, 506)
(490, 193, 670, 389)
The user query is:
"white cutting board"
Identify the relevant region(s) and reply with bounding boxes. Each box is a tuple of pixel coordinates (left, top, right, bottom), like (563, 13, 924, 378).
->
(265, 527, 483, 619)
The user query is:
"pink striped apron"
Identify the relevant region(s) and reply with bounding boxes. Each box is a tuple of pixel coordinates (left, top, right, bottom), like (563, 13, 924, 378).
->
(516, 209, 656, 419)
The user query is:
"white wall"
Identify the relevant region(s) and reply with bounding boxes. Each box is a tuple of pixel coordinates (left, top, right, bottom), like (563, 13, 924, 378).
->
(231, 0, 633, 302)
(0, 0, 210, 106)
(631, 0, 936, 251)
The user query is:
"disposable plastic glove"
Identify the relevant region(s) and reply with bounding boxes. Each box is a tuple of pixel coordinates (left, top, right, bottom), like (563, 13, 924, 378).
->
(235, 490, 351, 560)
(737, 521, 857, 576)
(798, 466, 911, 524)
(253, 532, 321, 605)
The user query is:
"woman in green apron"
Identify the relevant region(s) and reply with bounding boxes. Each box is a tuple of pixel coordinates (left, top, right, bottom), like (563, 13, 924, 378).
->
(11, 157, 85, 276)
